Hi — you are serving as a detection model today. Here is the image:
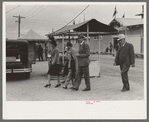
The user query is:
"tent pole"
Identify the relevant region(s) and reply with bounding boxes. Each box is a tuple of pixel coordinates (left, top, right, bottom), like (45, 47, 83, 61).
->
(62, 34, 64, 64)
(98, 34, 101, 77)
(69, 30, 70, 42)
(87, 23, 89, 46)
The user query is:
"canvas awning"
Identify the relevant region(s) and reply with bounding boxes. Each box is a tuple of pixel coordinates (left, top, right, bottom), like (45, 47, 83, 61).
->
(47, 19, 118, 36)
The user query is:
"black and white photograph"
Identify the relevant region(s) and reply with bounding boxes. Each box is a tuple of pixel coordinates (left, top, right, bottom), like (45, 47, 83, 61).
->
(3, 2, 147, 119)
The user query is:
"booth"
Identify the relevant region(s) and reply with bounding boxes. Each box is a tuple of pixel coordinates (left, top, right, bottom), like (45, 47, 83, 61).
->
(46, 19, 118, 77)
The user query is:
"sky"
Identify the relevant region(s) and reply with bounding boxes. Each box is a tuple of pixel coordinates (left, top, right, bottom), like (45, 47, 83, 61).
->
(4, 2, 145, 39)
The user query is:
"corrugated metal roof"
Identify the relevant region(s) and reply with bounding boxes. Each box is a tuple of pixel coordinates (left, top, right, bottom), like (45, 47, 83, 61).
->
(110, 18, 144, 27)
(48, 19, 118, 36)
(18, 29, 47, 40)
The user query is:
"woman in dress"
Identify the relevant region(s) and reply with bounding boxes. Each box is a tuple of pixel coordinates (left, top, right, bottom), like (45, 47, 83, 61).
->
(44, 36, 62, 88)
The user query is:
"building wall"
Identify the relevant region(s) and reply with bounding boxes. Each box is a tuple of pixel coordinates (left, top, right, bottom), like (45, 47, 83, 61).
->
(126, 25, 143, 36)
(125, 25, 143, 54)
(126, 35, 141, 54)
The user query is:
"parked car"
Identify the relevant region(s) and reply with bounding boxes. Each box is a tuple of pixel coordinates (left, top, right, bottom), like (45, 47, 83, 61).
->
(6, 39, 32, 79)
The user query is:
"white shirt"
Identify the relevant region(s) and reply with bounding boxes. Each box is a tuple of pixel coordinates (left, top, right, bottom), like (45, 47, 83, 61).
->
(122, 42, 126, 46)
(80, 41, 84, 45)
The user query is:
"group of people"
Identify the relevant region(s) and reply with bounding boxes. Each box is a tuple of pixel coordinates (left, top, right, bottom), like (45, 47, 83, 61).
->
(44, 34, 91, 91)
(37, 43, 48, 61)
(44, 33, 135, 92)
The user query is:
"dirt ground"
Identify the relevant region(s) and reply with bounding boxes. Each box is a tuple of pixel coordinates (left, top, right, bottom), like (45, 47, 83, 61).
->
(6, 55, 144, 101)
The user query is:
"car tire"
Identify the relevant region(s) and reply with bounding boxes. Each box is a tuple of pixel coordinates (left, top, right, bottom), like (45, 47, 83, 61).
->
(25, 72, 30, 79)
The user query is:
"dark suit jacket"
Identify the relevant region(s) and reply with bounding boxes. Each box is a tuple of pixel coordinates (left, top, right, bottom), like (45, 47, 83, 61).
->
(77, 42, 90, 66)
(115, 42, 135, 66)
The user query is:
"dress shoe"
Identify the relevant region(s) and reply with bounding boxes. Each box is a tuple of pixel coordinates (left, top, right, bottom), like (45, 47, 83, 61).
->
(44, 84, 51, 88)
(71, 88, 78, 91)
(82, 88, 90, 91)
(70, 87, 74, 89)
(63, 86, 67, 89)
(61, 81, 65, 84)
(55, 84, 61, 88)
(121, 88, 130, 92)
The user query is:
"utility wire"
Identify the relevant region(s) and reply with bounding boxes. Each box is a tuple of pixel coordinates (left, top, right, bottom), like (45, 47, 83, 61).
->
(21, 6, 37, 17)
(24, 19, 67, 25)
(26, 5, 50, 19)
(26, 5, 44, 18)
(64, 5, 90, 27)
(51, 5, 90, 35)
(6, 5, 21, 14)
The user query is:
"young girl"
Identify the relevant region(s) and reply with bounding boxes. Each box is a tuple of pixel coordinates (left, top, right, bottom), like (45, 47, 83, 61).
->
(44, 36, 62, 88)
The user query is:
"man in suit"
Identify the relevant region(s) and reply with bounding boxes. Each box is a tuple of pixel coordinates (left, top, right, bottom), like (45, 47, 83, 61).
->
(114, 34, 135, 92)
(71, 34, 91, 91)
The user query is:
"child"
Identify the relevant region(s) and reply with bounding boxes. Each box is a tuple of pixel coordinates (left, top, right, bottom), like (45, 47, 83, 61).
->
(62, 52, 76, 89)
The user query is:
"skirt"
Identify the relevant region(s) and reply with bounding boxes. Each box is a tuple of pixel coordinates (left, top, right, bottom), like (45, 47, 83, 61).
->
(47, 64, 62, 76)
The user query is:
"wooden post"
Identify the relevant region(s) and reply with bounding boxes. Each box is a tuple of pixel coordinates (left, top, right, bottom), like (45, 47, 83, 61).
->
(98, 34, 101, 77)
(112, 37, 114, 56)
(69, 30, 70, 42)
(62, 34, 64, 64)
(87, 23, 89, 45)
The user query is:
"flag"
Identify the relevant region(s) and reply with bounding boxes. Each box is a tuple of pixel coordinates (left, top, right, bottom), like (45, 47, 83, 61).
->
(73, 20, 75, 25)
(122, 13, 125, 18)
(113, 6, 118, 17)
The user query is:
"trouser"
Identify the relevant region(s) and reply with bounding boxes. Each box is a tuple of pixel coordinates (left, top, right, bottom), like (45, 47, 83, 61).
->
(73, 66, 90, 89)
(39, 54, 43, 61)
(65, 69, 74, 86)
(120, 63, 130, 89)
(45, 53, 47, 61)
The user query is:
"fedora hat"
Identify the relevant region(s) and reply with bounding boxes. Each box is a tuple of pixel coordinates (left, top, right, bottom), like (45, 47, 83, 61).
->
(77, 34, 85, 40)
(117, 34, 125, 41)
(66, 42, 72, 47)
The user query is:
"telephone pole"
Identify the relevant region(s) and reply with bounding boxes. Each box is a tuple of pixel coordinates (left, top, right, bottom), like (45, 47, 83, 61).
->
(13, 15, 25, 37)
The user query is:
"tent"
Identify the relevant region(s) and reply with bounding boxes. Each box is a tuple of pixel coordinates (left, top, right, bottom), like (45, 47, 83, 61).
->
(46, 18, 118, 77)
(18, 29, 48, 63)
(18, 29, 48, 41)
(49, 19, 117, 36)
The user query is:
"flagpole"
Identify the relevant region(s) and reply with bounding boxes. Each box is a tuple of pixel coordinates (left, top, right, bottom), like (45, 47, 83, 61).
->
(115, 5, 116, 18)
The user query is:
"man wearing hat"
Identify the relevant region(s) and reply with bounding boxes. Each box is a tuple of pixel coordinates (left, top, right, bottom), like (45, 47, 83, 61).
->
(114, 34, 135, 92)
(71, 34, 91, 91)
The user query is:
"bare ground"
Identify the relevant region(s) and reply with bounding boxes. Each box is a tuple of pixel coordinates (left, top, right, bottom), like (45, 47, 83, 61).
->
(6, 55, 144, 101)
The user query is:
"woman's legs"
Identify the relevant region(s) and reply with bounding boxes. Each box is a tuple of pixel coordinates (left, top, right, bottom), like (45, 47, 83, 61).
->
(63, 69, 72, 88)
(44, 74, 51, 87)
(55, 74, 61, 88)
(48, 74, 51, 84)
(61, 76, 66, 83)
(57, 74, 60, 84)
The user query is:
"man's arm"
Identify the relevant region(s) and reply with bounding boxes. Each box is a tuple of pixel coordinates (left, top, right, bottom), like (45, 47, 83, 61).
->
(129, 44, 135, 66)
(114, 46, 120, 65)
(77, 44, 90, 58)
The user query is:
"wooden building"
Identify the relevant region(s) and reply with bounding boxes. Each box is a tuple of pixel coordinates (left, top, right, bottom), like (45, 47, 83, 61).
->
(109, 18, 144, 54)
